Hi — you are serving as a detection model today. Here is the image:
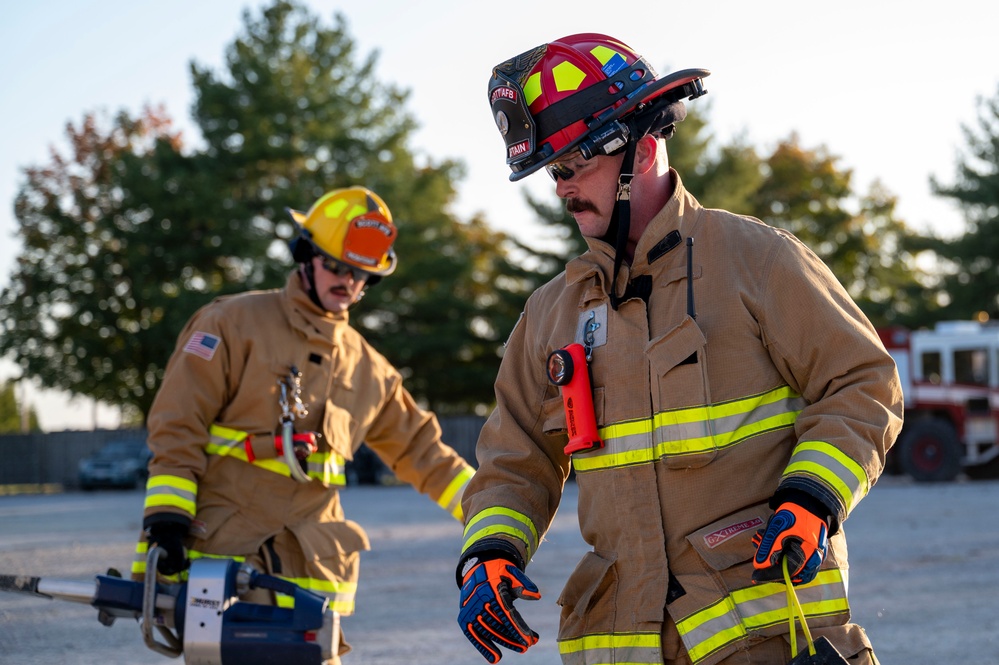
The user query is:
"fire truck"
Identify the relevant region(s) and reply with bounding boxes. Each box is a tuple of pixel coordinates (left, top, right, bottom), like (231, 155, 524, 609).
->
(878, 320, 999, 482)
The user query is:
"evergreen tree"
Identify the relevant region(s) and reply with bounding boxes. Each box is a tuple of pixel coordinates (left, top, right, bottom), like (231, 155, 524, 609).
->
(928, 85, 999, 320)
(0, 0, 535, 419)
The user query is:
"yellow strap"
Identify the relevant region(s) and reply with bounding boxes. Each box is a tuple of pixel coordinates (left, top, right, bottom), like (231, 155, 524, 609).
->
(782, 558, 816, 658)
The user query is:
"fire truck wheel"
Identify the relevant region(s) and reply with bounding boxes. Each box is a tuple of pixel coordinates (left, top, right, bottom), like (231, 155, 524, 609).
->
(897, 419, 963, 483)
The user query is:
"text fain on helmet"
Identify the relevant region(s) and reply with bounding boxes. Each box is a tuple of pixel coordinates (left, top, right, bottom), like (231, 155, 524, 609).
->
(287, 186, 398, 277)
(487, 33, 710, 181)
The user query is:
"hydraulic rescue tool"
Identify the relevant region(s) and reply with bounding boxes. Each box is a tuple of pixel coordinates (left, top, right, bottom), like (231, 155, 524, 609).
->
(0, 546, 339, 665)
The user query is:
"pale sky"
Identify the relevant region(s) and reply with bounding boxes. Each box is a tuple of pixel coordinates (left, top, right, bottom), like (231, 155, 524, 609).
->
(2, 0, 997, 430)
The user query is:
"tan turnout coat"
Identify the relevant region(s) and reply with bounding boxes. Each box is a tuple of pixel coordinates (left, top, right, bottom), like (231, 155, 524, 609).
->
(134, 271, 474, 624)
(461, 172, 903, 665)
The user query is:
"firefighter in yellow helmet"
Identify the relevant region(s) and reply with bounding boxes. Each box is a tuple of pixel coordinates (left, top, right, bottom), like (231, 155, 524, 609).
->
(133, 186, 475, 664)
(456, 34, 903, 665)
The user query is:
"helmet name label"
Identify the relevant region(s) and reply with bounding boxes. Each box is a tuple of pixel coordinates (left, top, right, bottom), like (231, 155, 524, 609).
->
(353, 218, 393, 236)
(508, 140, 530, 158)
(490, 85, 519, 104)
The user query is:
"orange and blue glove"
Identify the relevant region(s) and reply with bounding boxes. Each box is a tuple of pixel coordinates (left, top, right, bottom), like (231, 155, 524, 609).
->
(458, 557, 541, 663)
(752, 502, 829, 585)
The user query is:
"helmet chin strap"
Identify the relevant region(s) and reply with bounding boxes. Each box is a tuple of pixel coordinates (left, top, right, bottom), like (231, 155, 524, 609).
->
(607, 139, 638, 311)
(300, 262, 326, 310)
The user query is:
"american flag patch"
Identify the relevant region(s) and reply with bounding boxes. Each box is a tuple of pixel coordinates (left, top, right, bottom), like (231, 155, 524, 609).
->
(183, 331, 220, 361)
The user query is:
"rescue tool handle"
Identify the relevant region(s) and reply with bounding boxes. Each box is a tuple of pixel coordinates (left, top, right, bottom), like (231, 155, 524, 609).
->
(143, 546, 183, 658)
(547, 343, 604, 455)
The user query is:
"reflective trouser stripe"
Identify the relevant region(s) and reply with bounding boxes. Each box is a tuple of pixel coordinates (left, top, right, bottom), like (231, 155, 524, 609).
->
(130, 541, 357, 614)
(677, 569, 849, 664)
(207, 424, 346, 486)
(461, 506, 539, 559)
(438, 466, 475, 521)
(783, 441, 869, 513)
(573, 386, 805, 472)
(558, 631, 662, 665)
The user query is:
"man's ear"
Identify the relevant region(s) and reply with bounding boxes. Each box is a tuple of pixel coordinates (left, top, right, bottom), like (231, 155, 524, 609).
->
(634, 135, 659, 174)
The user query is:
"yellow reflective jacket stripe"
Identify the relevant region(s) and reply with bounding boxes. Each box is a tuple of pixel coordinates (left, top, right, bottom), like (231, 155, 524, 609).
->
(574, 386, 805, 473)
(461, 506, 539, 559)
(677, 569, 849, 664)
(783, 441, 869, 513)
(558, 631, 662, 665)
(438, 466, 475, 521)
(143, 475, 197, 516)
(207, 424, 346, 486)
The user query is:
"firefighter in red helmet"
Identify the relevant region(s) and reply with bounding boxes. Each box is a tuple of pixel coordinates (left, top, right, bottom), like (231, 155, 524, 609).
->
(133, 187, 475, 665)
(457, 34, 902, 665)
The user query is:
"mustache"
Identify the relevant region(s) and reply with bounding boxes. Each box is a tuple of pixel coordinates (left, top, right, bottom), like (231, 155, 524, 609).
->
(565, 197, 597, 214)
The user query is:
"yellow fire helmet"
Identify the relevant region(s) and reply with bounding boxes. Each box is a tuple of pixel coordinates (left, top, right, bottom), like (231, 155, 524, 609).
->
(287, 186, 398, 277)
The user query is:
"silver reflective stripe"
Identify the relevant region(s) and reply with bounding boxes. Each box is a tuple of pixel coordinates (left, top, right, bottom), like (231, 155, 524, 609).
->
(574, 387, 803, 473)
(461, 508, 539, 558)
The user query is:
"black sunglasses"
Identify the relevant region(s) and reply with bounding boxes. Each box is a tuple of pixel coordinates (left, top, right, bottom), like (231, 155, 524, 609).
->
(320, 256, 369, 282)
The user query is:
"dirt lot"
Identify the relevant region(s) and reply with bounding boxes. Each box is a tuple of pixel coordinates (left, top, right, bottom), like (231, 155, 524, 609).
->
(1, 475, 997, 664)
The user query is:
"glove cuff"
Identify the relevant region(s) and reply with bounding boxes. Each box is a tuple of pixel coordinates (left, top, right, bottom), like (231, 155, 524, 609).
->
(456, 537, 525, 587)
(770, 488, 836, 533)
(143, 513, 192, 533)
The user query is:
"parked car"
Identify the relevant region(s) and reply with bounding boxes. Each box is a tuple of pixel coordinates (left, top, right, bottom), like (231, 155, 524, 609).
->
(78, 439, 152, 490)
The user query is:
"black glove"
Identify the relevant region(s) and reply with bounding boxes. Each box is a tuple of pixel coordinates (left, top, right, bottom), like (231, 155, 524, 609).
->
(146, 520, 190, 576)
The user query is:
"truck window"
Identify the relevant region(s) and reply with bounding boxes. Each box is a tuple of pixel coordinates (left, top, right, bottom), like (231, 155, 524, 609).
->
(954, 348, 989, 386)
(920, 351, 941, 384)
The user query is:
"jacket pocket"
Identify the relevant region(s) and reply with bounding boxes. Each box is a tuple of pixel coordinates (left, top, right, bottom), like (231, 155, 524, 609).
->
(191, 504, 272, 555)
(646, 316, 714, 469)
(557, 550, 618, 637)
(685, 504, 768, 571)
(287, 519, 371, 582)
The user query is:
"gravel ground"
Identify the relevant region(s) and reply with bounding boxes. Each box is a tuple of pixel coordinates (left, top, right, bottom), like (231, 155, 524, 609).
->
(1, 474, 997, 664)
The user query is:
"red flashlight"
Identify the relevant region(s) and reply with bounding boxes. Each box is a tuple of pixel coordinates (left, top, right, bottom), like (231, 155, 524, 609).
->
(547, 343, 604, 455)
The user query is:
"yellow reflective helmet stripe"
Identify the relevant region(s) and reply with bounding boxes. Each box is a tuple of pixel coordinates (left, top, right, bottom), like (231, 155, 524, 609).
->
(552, 60, 586, 93)
(783, 441, 869, 513)
(438, 466, 475, 521)
(524, 72, 543, 106)
(461, 506, 539, 559)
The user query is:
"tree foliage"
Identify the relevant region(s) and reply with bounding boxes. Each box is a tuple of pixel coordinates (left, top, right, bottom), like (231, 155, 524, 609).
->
(928, 85, 999, 320)
(0, 108, 206, 421)
(187, 1, 536, 413)
(0, 0, 535, 421)
(524, 110, 929, 327)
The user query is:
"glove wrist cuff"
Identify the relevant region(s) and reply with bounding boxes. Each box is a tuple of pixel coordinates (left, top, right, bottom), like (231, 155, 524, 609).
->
(143, 513, 192, 533)
(456, 538, 525, 587)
